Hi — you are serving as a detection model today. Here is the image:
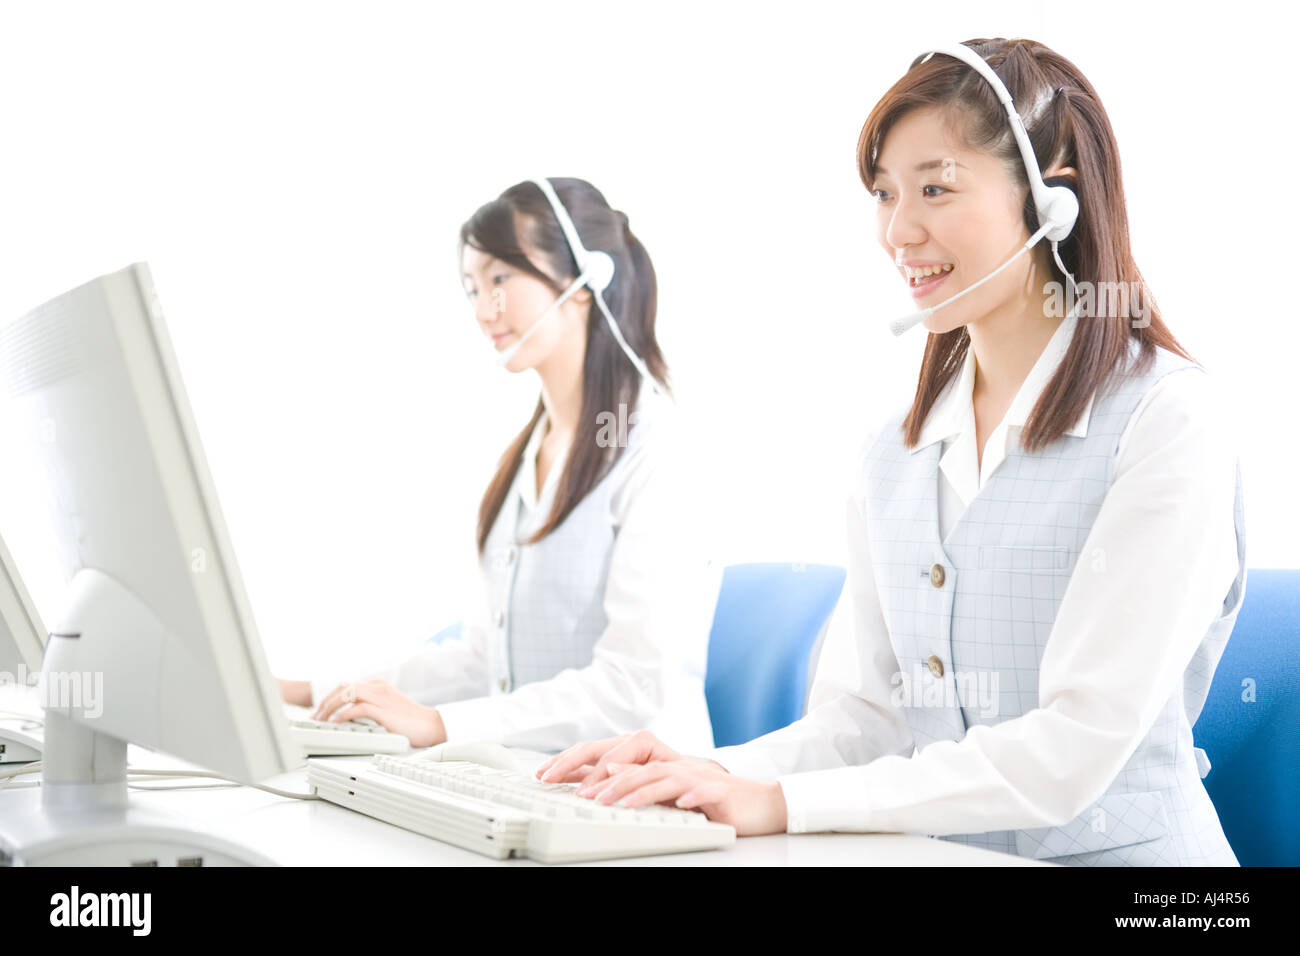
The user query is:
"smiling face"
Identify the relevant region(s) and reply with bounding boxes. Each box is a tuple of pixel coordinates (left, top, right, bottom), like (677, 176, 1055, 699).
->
(871, 106, 1045, 336)
(460, 230, 590, 374)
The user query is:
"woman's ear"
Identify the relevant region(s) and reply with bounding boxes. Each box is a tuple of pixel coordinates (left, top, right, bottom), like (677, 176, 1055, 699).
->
(1044, 165, 1078, 187)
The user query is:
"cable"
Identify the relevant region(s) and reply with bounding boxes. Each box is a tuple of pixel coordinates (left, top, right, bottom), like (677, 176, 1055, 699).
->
(0, 762, 319, 800)
(1050, 240, 1078, 295)
(593, 291, 658, 389)
(128, 781, 242, 792)
(0, 762, 42, 789)
(125, 768, 321, 801)
(529, 177, 664, 394)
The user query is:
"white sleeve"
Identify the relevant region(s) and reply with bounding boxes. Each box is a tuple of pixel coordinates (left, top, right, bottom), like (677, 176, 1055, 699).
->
(710, 423, 915, 781)
(309, 541, 496, 707)
(308, 584, 493, 708)
(435, 419, 713, 752)
(772, 369, 1244, 834)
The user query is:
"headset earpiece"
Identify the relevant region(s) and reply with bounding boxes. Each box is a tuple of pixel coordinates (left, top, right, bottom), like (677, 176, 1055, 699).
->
(527, 178, 658, 390)
(582, 250, 616, 293)
(531, 178, 618, 294)
(1039, 182, 1078, 243)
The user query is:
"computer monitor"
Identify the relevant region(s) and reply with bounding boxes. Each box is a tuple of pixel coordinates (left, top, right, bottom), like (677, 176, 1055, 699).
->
(0, 531, 46, 763)
(0, 262, 298, 865)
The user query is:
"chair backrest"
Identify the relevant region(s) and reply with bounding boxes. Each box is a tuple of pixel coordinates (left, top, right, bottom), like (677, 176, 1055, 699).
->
(1194, 568, 1300, 866)
(704, 562, 847, 748)
(427, 621, 463, 644)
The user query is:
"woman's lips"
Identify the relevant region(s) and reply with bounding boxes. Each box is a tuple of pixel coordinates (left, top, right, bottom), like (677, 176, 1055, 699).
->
(910, 269, 951, 300)
(491, 332, 514, 349)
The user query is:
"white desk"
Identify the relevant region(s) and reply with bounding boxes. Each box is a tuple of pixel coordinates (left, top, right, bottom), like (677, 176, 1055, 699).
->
(1, 685, 1048, 866)
(106, 751, 1049, 867)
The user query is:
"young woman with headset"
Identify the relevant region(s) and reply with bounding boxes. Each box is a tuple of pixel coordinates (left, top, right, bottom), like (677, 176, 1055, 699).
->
(279, 177, 715, 754)
(537, 38, 1247, 866)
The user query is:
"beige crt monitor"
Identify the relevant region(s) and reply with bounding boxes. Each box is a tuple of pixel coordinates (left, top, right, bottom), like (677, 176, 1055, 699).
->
(0, 263, 298, 865)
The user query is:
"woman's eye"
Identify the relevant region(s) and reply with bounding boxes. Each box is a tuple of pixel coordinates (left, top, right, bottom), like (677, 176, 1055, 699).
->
(873, 185, 948, 202)
(491, 273, 510, 285)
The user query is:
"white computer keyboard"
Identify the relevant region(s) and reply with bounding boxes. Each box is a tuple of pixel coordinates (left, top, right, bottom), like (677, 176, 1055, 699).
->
(306, 753, 736, 863)
(284, 704, 411, 757)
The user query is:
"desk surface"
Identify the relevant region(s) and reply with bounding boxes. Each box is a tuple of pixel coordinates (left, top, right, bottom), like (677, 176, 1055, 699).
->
(1, 691, 1047, 866)
(114, 752, 1048, 867)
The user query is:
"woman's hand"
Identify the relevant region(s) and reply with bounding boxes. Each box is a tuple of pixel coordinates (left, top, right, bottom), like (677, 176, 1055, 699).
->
(313, 679, 446, 748)
(536, 730, 704, 788)
(582, 760, 788, 836)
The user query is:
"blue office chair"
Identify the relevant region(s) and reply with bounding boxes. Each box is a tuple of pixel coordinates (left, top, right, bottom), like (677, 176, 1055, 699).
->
(704, 562, 847, 748)
(428, 621, 463, 644)
(1194, 568, 1300, 867)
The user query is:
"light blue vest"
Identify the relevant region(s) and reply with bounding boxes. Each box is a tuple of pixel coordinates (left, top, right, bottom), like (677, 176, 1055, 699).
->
(861, 341, 1246, 865)
(481, 399, 656, 689)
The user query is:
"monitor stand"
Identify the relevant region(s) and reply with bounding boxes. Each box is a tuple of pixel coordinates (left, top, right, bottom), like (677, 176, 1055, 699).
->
(0, 711, 275, 866)
(0, 572, 275, 866)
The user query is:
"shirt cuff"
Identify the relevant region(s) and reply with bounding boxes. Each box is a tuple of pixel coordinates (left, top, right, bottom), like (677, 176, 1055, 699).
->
(436, 696, 506, 743)
(707, 743, 787, 782)
(775, 764, 892, 834)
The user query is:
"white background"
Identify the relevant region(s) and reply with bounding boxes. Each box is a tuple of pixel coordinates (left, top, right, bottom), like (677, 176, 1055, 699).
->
(1, 0, 1295, 681)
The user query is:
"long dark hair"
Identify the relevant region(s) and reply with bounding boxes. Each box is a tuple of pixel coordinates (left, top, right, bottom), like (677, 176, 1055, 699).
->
(858, 37, 1194, 452)
(459, 178, 670, 555)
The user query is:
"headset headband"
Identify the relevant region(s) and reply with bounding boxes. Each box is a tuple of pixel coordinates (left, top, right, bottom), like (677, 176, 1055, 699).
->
(529, 178, 615, 292)
(919, 44, 1078, 244)
(527, 178, 656, 388)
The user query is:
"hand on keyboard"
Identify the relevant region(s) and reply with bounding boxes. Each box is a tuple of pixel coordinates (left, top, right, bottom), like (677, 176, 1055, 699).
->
(575, 757, 790, 837)
(537, 729, 722, 790)
(308, 755, 738, 861)
(285, 705, 383, 731)
(311, 679, 447, 748)
(535, 729, 785, 837)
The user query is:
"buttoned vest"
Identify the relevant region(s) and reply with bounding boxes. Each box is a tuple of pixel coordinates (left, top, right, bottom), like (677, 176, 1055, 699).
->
(479, 400, 657, 690)
(861, 341, 1245, 865)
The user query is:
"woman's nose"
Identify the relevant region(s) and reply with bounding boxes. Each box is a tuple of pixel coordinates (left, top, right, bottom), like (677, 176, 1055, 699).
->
(884, 197, 928, 251)
(475, 293, 503, 326)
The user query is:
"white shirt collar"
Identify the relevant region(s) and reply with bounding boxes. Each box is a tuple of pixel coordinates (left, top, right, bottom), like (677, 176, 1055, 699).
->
(911, 306, 1092, 455)
(515, 378, 659, 513)
(909, 307, 1093, 506)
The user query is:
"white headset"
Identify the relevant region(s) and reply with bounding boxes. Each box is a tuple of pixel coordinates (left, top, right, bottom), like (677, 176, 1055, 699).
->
(495, 177, 658, 392)
(889, 43, 1080, 336)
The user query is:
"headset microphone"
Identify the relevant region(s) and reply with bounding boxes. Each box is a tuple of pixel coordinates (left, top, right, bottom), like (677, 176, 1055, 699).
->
(494, 270, 590, 367)
(888, 43, 1079, 337)
(890, 221, 1053, 336)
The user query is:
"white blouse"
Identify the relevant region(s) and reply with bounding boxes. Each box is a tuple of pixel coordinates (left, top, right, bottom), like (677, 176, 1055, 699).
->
(311, 383, 717, 753)
(711, 310, 1244, 835)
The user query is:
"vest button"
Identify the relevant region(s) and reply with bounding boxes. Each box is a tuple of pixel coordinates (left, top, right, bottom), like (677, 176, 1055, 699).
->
(506, 546, 517, 565)
(930, 563, 946, 587)
(927, 655, 945, 678)
(498, 677, 508, 692)
(494, 610, 505, 628)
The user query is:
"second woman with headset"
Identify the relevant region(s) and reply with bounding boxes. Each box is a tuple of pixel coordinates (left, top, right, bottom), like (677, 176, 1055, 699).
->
(281, 177, 715, 753)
